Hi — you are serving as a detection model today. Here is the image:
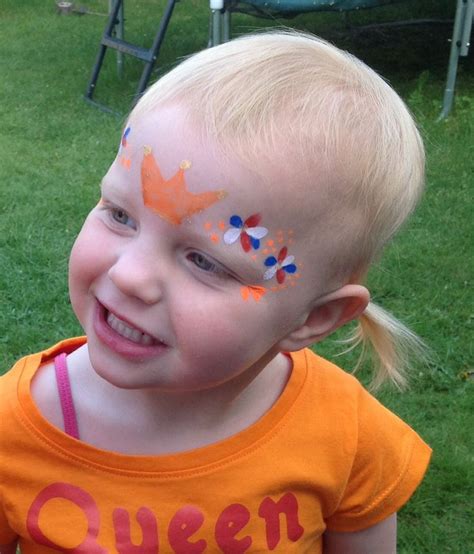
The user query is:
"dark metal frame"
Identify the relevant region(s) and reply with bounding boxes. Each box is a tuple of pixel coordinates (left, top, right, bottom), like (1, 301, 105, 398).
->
(85, 0, 179, 114)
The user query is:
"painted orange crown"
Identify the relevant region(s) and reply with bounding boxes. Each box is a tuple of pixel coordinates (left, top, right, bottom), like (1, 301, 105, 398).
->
(141, 147, 227, 225)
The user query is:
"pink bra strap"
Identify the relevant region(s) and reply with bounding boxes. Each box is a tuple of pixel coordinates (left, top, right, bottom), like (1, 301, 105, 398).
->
(54, 353, 80, 439)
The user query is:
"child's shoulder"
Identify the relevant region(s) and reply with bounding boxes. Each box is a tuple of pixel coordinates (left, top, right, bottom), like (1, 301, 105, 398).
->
(0, 348, 42, 405)
(0, 338, 86, 425)
(297, 347, 365, 400)
(296, 348, 431, 528)
(296, 348, 412, 438)
(30, 359, 64, 433)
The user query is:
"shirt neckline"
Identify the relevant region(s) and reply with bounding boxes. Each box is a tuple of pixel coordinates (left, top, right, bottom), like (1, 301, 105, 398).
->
(17, 337, 309, 476)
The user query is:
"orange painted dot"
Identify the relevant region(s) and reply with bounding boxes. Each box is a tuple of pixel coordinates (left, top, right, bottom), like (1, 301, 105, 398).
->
(241, 287, 250, 301)
(210, 234, 219, 243)
(120, 156, 131, 170)
(267, 239, 275, 247)
(218, 220, 226, 230)
(263, 248, 269, 255)
(204, 222, 212, 231)
(251, 254, 257, 261)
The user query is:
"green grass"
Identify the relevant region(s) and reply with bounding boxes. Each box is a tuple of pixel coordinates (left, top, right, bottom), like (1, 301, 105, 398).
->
(0, 0, 472, 551)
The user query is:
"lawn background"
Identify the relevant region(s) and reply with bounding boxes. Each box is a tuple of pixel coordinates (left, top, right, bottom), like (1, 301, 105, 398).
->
(0, 0, 472, 551)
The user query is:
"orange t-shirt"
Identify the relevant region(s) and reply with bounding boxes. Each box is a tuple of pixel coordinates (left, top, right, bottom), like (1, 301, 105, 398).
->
(0, 338, 431, 553)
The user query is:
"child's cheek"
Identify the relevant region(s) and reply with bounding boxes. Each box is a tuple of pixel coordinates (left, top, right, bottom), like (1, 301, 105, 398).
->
(69, 223, 102, 282)
(68, 218, 110, 325)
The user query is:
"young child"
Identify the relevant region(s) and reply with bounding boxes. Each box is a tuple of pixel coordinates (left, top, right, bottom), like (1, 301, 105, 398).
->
(0, 31, 431, 553)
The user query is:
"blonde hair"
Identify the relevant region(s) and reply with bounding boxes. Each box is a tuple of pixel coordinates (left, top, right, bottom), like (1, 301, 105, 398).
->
(131, 31, 426, 388)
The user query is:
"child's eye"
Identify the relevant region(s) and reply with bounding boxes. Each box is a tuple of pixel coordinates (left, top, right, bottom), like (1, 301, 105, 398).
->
(110, 207, 136, 229)
(187, 252, 227, 277)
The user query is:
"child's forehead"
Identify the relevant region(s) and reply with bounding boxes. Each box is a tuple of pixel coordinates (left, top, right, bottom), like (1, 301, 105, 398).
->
(116, 104, 341, 265)
(121, 107, 307, 220)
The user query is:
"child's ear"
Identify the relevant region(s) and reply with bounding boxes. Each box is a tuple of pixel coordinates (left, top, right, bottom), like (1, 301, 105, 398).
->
(277, 284, 370, 352)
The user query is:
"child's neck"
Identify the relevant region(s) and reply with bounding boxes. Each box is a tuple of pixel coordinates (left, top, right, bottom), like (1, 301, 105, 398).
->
(66, 346, 292, 455)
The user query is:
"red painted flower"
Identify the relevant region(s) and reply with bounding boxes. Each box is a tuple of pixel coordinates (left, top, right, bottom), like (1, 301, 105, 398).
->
(223, 213, 268, 252)
(263, 246, 297, 284)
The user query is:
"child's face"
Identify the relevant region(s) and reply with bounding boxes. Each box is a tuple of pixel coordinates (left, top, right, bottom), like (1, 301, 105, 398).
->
(69, 104, 332, 392)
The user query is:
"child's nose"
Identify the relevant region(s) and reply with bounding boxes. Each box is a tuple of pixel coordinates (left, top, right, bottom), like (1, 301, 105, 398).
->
(108, 249, 164, 305)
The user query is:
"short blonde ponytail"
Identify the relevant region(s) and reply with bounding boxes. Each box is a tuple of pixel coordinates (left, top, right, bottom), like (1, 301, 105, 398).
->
(342, 302, 427, 391)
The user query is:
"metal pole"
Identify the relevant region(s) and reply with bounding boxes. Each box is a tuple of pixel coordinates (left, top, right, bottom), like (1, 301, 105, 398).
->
(210, 0, 224, 46)
(109, 0, 124, 78)
(135, 0, 179, 98)
(460, 0, 473, 56)
(223, 9, 231, 42)
(117, 0, 124, 77)
(439, 0, 470, 119)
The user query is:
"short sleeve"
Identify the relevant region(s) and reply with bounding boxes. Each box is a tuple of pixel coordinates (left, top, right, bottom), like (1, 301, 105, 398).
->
(325, 386, 432, 532)
(0, 372, 20, 544)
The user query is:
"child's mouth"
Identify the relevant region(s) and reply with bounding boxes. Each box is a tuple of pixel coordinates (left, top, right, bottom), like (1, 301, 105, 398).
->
(106, 311, 156, 346)
(93, 301, 168, 359)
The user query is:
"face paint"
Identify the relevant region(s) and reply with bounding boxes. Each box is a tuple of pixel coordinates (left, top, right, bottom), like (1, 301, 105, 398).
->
(241, 285, 267, 302)
(223, 213, 269, 252)
(121, 127, 131, 147)
(204, 215, 300, 295)
(120, 156, 131, 170)
(263, 247, 298, 284)
(119, 126, 132, 170)
(141, 147, 227, 225)
(203, 215, 301, 301)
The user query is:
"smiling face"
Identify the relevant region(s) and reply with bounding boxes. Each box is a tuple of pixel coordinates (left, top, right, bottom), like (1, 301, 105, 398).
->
(69, 104, 338, 392)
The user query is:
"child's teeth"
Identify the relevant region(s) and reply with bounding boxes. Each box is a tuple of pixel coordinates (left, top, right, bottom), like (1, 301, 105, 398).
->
(107, 312, 154, 345)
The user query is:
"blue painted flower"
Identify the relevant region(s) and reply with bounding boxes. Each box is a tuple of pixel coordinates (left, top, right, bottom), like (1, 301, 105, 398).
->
(223, 213, 268, 252)
(263, 246, 297, 284)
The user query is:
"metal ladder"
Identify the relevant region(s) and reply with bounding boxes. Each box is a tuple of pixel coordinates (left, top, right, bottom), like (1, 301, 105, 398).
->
(85, 0, 179, 114)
